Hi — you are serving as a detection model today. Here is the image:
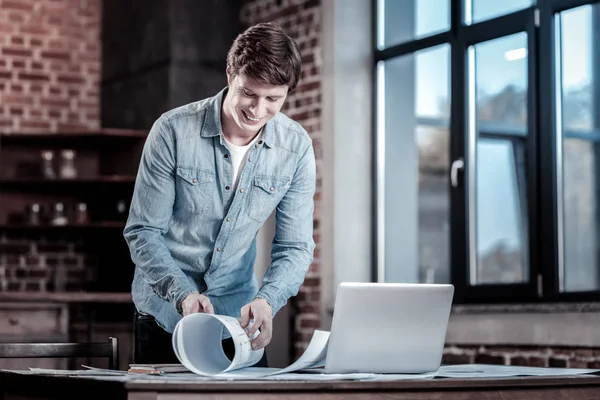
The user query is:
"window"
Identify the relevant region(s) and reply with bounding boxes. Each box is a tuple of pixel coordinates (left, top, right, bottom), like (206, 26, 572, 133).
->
(555, 3, 600, 293)
(375, 0, 600, 303)
(377, 45, 451, 284)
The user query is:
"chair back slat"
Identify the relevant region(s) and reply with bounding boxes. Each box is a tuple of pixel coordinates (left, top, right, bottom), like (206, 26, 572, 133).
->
(0, 337, 119, 369)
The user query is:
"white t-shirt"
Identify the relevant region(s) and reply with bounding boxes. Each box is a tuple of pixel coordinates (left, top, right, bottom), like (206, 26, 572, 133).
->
(223, 131, 262, 191)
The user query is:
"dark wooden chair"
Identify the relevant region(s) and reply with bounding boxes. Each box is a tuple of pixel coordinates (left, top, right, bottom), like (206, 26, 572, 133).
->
(0, 337, 119, 370)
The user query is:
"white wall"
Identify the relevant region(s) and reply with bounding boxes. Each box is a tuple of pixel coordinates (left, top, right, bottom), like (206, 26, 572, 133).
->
(321, 0, 373, 329)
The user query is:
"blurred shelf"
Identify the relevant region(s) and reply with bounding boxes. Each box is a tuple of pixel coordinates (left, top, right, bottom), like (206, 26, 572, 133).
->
(0, 291, 132, 303)
(0, 129, 147, 144)
(0, 222, 125, 230)
(0, 176, 136, 187)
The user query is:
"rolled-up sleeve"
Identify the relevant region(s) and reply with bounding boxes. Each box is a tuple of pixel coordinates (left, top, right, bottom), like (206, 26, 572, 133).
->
(123, 116, 197, 312)
(254, 140, 316, 315)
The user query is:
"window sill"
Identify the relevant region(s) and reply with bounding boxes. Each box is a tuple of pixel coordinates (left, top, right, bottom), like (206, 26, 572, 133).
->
(447, 302, 600, 347)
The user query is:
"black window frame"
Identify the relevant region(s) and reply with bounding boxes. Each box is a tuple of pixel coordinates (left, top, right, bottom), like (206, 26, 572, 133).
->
(373, 0, 600, 304)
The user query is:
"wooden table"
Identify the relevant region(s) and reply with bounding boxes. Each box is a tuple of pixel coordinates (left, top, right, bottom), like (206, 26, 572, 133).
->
(2, 370, 600, 399)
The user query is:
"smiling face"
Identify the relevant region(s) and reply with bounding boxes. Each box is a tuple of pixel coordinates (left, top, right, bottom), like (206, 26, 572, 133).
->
(221, 72, 289, 141)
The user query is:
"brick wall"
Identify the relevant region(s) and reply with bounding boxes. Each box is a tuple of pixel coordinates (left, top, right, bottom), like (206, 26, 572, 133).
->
(443, 345, 600, 368)
(0, 0, 101, 132)
(240, 0, 322, 357)
(0, 236, 94, 292)
(0, 0, 101, 291)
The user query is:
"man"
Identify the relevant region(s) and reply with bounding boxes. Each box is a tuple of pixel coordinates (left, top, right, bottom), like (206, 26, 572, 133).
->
(124, 22, 316, 365)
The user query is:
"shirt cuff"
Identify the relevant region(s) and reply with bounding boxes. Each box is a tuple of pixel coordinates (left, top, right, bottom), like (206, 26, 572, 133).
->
(254, 286, 286, 315)
(170, 282, 198, 315)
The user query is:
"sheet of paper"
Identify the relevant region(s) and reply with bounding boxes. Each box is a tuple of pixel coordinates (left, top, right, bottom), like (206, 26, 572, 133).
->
(173, 313, 264, 376)
(270, 330, 329, 375)
(437, 364, 600, 378)
(28, 367, 125, 376)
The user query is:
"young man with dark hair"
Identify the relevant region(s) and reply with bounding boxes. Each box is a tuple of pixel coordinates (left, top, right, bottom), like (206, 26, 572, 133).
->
(124, 22, 315, 365)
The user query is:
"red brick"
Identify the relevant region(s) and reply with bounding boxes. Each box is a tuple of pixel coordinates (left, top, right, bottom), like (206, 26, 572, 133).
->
(298, 304, 319, 314)
(0, 71, 12, 80)
(10, 35, 24, 45)
(442, 354, 472, 365)
(12, 60, 26, 69)
(0, 23, 13, 34)
(310, 290, 320, 301)
(18, 72, 50, 81)
(1, 93, 31, 104)
(2, 0, 34, 11)
(569, 360, 589, 368)
(40, 50, 71, 61)
(2, 47, 32, 57)
(588, 361, 600, 368)
(57, 123, 87, 131)
(510, 356, 546, 367)
(21, 120, 51, 129)
(298, 316, 319, 329)
(47, 40, 65, 50)
(19, 25, 50, 35)
(40, 98, 69, 107)
(57, 75, 84, 84)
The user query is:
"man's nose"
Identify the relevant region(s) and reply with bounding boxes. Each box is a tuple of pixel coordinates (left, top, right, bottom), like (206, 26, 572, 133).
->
(249, 99, 265, 116)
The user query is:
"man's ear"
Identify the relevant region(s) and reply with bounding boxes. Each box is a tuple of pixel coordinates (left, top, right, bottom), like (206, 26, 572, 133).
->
(226, 67, 232, 85)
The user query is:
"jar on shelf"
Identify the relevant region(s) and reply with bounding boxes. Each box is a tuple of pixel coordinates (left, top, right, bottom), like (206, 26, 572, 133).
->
(26, 203, 42, 225)
(59, 149, 78, 179)
(51, 202, 68, 226)
(40, 150, 56, 179)
(75, 202, 89, 224)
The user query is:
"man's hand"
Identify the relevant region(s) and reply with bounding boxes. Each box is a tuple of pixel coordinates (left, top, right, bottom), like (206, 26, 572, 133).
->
(181, 293, 214, 316)
(240, 298, 273, 350)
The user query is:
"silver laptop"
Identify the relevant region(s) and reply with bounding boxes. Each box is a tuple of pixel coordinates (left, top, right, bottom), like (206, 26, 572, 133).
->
(324, 282, 454, 374)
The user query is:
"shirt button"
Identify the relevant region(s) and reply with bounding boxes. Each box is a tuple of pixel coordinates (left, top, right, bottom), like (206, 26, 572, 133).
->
(240, 189, 245, 193)
(224, 154, 229, 159)
(226, 218, 231, 222)
(269, 186, 275, 191)
(192, 178, 197, 183)
(248, 158, 252, 162)
(225, 186, 230, 190)
(217, 247, 222, 252)
(259, 140, 263, 145)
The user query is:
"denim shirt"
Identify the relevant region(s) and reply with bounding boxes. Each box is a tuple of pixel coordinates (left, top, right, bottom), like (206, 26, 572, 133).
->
(124, 88, 316, 333)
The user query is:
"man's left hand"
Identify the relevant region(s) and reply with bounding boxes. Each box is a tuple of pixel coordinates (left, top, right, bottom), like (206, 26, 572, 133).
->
(240, 298, 273, 350)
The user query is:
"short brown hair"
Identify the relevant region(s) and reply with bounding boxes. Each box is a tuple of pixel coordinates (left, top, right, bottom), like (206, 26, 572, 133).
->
(227, 22, 302, 92)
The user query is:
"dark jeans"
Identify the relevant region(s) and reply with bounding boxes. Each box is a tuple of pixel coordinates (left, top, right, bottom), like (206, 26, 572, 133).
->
(133, 311, 268, 367)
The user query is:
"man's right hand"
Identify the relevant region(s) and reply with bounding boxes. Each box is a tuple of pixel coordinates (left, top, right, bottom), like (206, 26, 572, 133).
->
(181, 293, 214, 316)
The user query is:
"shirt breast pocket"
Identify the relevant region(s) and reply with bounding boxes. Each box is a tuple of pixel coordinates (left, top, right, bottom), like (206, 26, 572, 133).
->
(248, 175, 291, 223)
(175, 167, 215, 215)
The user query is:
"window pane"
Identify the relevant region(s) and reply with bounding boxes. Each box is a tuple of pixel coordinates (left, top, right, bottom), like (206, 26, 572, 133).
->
(558, 5, 600, 292)
(378, 0, 449, 49)
(476, 139, 527, 284)
(476, 33, 528, 135)
(465, 0, 533, 25)
(471, 33, 529, 285)
(380, 45, 450, 284)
